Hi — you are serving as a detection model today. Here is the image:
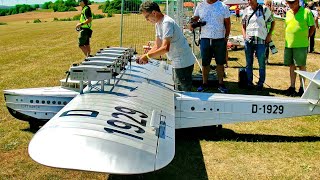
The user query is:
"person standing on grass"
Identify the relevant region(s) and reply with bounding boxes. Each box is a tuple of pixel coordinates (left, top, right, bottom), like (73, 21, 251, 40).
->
(242, 0, 274, 91)
(306, 1, 319, 53)
(264, 0, 275, 64)
(76, 0, 93, 58)
(284, 0, 315, 96)
(235, 5, 240, 21)
(137, 1, 195, 91)
(189, 0, 231, 93)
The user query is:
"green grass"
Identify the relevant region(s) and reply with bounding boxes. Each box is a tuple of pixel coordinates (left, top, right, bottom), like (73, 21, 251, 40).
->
(0, 14, 320, 179)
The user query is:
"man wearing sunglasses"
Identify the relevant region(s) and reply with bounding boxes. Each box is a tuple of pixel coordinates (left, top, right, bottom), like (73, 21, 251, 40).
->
(138, 1, 195, 91)
(284, 0, 315, 96)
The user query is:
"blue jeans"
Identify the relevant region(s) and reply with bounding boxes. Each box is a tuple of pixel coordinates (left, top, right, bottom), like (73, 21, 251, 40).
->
(244, 41, 266, 86)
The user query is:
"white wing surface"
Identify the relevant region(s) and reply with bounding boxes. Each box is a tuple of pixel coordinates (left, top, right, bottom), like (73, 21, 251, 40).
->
(29, 61, 175, 174)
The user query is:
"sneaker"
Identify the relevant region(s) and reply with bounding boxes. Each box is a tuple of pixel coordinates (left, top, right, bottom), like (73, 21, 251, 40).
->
(298, 87, 304, 96)
(285, 87, 297, 96)
(256, 85, 263, 91)
(218, 84, 229, 93)
(197, 84, 208, 92)
(246, 83, 254, 90)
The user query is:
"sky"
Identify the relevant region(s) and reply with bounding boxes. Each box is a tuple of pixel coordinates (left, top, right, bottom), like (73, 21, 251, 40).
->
(1, 0, 106, 6)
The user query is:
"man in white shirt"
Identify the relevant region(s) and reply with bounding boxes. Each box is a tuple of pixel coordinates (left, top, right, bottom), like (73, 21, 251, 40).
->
(138, 1, 195, 91)
(189, 0, 231, 93)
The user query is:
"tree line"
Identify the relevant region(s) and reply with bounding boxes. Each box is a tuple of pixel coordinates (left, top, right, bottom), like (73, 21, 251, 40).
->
(98, 0, 142, 14)
(0, 0, 88, 16)
(42, 0, 88, 12)
(0, 0, 142, 17)
(0, 4, 37, 16)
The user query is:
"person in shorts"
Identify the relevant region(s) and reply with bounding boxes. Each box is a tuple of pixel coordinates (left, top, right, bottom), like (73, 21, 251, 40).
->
(284, 0, 315, 96)
(76, 0, 93, 58)
(189, 0, 231, 93)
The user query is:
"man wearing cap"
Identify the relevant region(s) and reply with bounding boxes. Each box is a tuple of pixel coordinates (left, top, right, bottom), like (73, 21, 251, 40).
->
(284, 0, 315, 96)
(76, 0, 93, 58)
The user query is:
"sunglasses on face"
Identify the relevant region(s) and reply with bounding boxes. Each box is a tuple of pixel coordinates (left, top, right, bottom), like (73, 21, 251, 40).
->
(144, 13, 151, 19)
(287, 1, 295, 4)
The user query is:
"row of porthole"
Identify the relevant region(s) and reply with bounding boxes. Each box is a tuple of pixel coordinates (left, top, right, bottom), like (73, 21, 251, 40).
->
(26, 99, 68, 105)
(174, 106, 219, 112)
(191, 107, 219, 111)
(34, 112, 49, 116)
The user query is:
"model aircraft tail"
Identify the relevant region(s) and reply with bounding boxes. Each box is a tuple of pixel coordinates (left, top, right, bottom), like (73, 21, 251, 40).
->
(295, 70, 320, 105)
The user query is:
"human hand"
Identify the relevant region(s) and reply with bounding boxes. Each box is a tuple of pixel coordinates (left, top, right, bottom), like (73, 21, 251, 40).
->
(137, 54, 149, 65)
(76, 23, 82, 29)
(188, 23, 194, 31)
(265, 34, 272, 44)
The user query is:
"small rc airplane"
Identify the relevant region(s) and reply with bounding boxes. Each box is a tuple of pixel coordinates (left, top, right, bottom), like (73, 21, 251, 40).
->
(227, 35, 245, 50)
(4, 47, 320, 174)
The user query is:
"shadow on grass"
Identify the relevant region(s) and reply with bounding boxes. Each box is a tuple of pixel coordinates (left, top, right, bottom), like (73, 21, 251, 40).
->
(201, 81, 291, 97)
(108, 124, 320, 180)
(22, 127, 39, 134)
(266, 62, 286, 66)
(108, 135, 208, 180)
(175, 126, 320, 142)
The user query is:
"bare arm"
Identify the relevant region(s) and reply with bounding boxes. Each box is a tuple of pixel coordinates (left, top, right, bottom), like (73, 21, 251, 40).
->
(224, 17, 231, 40)
(266, 20, 275, 43)
(309, 25, 316, 38)
(147, 37, 162, 54)
(148, 37, 170, 57)
(242, 23, 246, 39)
(76, 17, 92, 28)
(138, 37, 170, 64)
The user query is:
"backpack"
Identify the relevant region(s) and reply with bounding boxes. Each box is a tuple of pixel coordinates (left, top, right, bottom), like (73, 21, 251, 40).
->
(238, 68, 248, 88)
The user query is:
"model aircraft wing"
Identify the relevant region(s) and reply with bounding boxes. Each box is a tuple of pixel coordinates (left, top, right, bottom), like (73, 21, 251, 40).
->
(295, 70, 320, 86)
(28, 61, 175, 174)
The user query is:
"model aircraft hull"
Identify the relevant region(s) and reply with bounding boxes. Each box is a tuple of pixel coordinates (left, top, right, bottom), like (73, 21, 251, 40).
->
(4, 87, 78, 127)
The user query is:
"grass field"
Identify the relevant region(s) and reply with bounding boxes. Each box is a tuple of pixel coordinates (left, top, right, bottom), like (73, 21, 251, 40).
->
(1, 4, 320, 179)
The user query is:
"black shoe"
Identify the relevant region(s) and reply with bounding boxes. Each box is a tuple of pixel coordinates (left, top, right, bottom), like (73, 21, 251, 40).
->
(218, 84, 229, 93)
(256, 85, 263, 91)
(297, 87, 304, 96)
(197, 84, 208, 92)
(285, 87, 297, 96)
(246, 84, 254, 90)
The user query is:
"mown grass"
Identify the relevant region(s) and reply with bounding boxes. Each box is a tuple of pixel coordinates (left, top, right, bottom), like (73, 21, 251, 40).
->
(0, 10, 320, 180)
